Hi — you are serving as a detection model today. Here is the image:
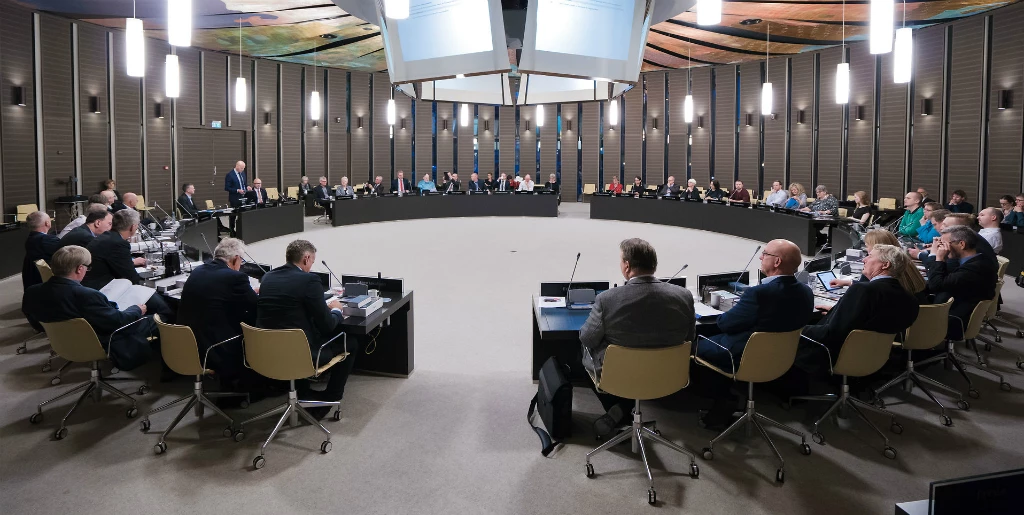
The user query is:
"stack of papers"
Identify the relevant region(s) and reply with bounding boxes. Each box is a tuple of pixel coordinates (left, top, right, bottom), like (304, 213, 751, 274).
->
(694, 302, 723, 319)
(537, 297, 566, 309)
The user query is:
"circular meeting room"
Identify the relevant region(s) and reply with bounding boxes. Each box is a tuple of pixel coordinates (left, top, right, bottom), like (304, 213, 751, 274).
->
(3, 0, 1024, 513)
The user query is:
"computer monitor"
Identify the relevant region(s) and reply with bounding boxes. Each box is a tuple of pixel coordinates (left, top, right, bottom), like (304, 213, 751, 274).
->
(311, 271, 331, 290)
(657, 277, 687, 288)
(696, 271, 750, 295)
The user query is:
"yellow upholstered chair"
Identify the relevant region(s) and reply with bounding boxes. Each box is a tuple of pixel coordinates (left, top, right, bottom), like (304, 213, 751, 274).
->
(604, 183, 611, 192)
(838, 208, 848, 217)
(35, 259, 53, 283)
(29, 319, 147, 440)
(583, 184, 597, 195)
(236, 323, 349, 469)
(763, 190, 771, 200)
(135, 195, 154, 212)
(694, 329, 810, 483)
(205, 200, 215, 210)
(878, 197, 897, 210)
(265, 187, 279, 201)
(847, 195, 856, 201)
(287, 186, 299, 199)
(791, 331, 900, 459)
(16, 204, 38, 222)
(624, 184, 633, 193)
(585, 343, 698, 505)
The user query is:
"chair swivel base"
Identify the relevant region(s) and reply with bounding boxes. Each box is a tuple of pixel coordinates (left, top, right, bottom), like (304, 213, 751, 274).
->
(701, 383, 810, 484)
(921, 340, 1011, 399)
(873, 351, 969, 427)
(234, 381, 341, 470)
(791, 377, 899, 459)
(140, 377, 250, 454)
(29, 361, 145, 440)
(585, 400, 698, 506)
(974, 334, 1024, 371)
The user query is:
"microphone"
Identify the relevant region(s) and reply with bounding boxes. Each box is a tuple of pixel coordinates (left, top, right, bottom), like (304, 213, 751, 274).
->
(200, 233, 215, 258)
(566, 252, 581, 296)
(661, 264, 689, 282)
(244, 251, 270, 273)
(321, 260, 343, 288)
(211, 166, 218, 187)
(152, 202, 172, 226)
(175, 198, 195, 218)
(732, 245, 761, 293)
(802, 241, 831, 269)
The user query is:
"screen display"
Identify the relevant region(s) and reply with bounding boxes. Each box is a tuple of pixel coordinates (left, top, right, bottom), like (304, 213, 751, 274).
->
(398, 0, 493, 62)
(816, 271, 841, 291)
(535, 0, 634, 61)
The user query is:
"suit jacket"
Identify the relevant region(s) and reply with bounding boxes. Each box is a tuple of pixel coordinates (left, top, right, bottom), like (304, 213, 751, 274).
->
(314, 185, 332, 202)
(177, 259, 257, 375)
(298, 182, 313, 198)
(177, 194, 198, 217)
(391, 179, 412, 194)
(545, 181, 560, 194)
(925, 254, 997, 329)
(245, 187, 268, 206)
(366, 182, 387, 195)
(946, 201, 975, 214)
(659, 184, 680, 196)
(22, 277, 152, 370)
(224, 169, 248, 207)
(111, 201, 129, 213)
(83, 231, 141, 289)
(467, 180, 485, 191)
(23, 231, 62, 290)
(256, 263, 344, 361)
(335, 185, 355, 197)
(681, 188, 702, 201)
(59, 225, 97, 250)
(580, 276, 696, 380)
(441, 179, 461, 193)
(494, 178, 512, 192)
(702, 276, 814, 370)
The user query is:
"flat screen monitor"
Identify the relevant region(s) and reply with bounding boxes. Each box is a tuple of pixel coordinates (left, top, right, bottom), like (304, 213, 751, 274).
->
(419, 74, 515, 104)
(657, 277, 687, 288)
(696, 271, 751, 295)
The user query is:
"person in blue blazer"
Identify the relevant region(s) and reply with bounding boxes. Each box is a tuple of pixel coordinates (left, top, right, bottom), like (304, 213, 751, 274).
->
(224, 160, 249, 207)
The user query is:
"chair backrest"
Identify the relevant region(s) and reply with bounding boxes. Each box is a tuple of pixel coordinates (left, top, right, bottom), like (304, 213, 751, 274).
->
(604, 183, 611, 191)
(763, 190, 770, 200)
(598, 342, 691, 400)
(963, 300, 993, 340)
(996, 256, 1009, 277)
(137, 195, 147, 208)
(240, 323, 316, 381)
(16, 204, 38, 222)
(205, 200, 215, 209)
(287, 186, 299, 198)
(583, 184, 596, 194)
(41, 318, 108, 363)
(34, 259, 53, 283)
(985, 281, 1003, 321)
(265, 187, 280, 200)
(833, 330, 897, 377)
(746, 188, 754, 200)
(624, 184, 633, 193)
(154, 316, 205, 376)
(878, 197, 897, 210)
(847, 195, 855, 201)
(838, 208, 848, 217)
(735, 329, 802, 383)
(902, 299, 953, 350)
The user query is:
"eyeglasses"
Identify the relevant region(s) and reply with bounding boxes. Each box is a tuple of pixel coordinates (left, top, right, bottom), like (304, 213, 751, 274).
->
(760, 251, 780, 259)
(82, 263, 92, 271)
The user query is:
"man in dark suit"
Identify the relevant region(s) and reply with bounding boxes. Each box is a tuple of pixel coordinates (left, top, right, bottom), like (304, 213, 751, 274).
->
(177, 183, 199, 217)
(244, 178, 269, 207)
(22, 211, 61, 291)
(441, 172, 461, 193)
(494, 173, 512, 192)
(797, 244, 920, 374)
(23, 245, 155, 370)
(659, 176, 680, 197)
(224, 160, 249, 208)
(256, 240, 356, 419)
(177, 238, 257, 386)
(467, 172, 485, 192)
(925, 226, 998, 339)
(312, 176, 333, 220)
(298, 176, 313, 199)
(60, 206, 112, 249)
(391, 170, 412, 195)
(365, 175, 387, 196)
(580, 238, 696, 437)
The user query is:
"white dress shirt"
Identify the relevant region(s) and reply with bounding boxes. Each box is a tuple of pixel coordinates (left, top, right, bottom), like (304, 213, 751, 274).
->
(764, 189, 789, 207)
(59, 215, 86, 238)
(979, 227, 1003, 253)
(518, 180, 535, 191)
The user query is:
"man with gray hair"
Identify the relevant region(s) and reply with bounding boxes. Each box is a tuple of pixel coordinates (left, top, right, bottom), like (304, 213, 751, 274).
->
(580, 238, 696, 437)
(178, 237, 258, 387)
(22, 211, 61, 291)
(925, 226, 998, 339)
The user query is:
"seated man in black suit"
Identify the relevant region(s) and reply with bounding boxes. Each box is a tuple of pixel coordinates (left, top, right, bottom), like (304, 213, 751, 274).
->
(364, 175, 387, 196)
(23, 245, 156, 370)
(466, 172, 485, 192)
(178, 237, 258, 390)
(391, 170, 412, 196)
(659, 176, 680, 197)
(22, 211, 61, 291)
(60, 205, 112, 249)
(245, 178, 269, 207)
(441, 172, 461, 193)
(797, 244, 920, 375)
(256, 240, 357, 419)
(177, 183, 199, 218)
(925, 226, 998, 339)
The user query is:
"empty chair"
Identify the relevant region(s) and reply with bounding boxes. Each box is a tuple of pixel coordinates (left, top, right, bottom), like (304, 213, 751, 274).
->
(16, 204, 39, 222)
(693, 329, 811, 484)
(873, 299, 968, 426)
(984, 257, 1024, 343)
(287, 186, 299, 199)
(878, 198, 897, 210)
(205, 200, 215, 210)
(265, 187, 279, 201)
(584, 343, 699, 505)
(583, 184, 597, 197)
(135, 195, 154, 213)
(140, 315, 250, 454)
(918, 300, 1009, 399)
(791, 331, 901, 459)
(29, 318, 147, 440)
(973, 281, 1022, 369)
(234, 323, 349, 470)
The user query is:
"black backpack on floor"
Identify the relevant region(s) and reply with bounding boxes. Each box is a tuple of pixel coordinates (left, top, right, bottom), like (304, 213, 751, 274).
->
(528, 356, 573, 456)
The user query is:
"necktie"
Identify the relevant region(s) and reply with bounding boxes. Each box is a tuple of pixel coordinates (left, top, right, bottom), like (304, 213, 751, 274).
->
(399, 180, 404, 193)
(257, 189, 261, 203)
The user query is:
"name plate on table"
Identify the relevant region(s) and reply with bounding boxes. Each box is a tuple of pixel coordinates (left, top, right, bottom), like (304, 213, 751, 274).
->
(341, 274, 404, 294)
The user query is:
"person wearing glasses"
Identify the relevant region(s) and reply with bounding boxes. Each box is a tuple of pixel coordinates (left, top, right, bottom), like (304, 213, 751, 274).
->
(1003, 193, 1024, 227)
(22, 245, 156, 370)
(692, 239, 813, 430)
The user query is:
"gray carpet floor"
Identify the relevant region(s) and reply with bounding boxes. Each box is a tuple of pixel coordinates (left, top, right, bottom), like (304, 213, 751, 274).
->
(2, 203, 1023, 514)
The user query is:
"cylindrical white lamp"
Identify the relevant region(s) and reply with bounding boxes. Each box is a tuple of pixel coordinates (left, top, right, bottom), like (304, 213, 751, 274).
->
(683, 94, 694, 123)
(168, 0, 192, 47)
(126, 18, 145, 77)
(835, 63, 850, 104)
(761, 82, 773, 115)
(893, 27, 913, 84)
(165, 54, 179, 98)
(387, 98, 396, 126)
(870, 0, 895, 54)
(460, 103, 469, 127)
(309, 91, 321, 121)
(608, 99, 619, 126)
(385, 0, 410, 20)
(696, 0, 722, 26)
(536, 104, 545, 127)
(234, 77, 247, 112)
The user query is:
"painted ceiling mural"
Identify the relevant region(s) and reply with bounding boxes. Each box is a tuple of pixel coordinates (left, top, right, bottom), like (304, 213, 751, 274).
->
(12, 0, 1020, 73)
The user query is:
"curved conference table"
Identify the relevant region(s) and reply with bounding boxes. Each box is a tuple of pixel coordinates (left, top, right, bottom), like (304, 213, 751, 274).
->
(331, 192, 559, 226)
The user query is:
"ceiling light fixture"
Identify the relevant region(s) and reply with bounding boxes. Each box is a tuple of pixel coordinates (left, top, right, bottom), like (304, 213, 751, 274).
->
(310, 43, 320, 120)
(762, 24, 773, 115)
(168, 0, 192, 47)
(836, 0, 849, 104)
(385, 0, 410, 20)
(165, 53, 180, 98)
(684, 43, 694, 123)
(460, 103, 469, 127)
(608, 98, 619, 126)
(126, 2, 144, 77)
(893, 0, 912, 83)
(235, 19, 246, 112)
(696, 0, 722, 26)
(870, 0, 894, 54)
(536, 104, 545, 127)
(387, 98, 396, 125)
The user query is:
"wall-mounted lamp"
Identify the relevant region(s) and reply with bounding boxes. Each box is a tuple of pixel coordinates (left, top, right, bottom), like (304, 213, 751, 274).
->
(854, 105, 865, 120)
(89, 96, 101, 114)
(441, 119, 448, 131)
(400, 118, 406, 130)
(155, 102, 164, 119)
(768, 113, 777, 120)
(796, 110, 805, 124)
(998, 90, 1013, 110)
(524, 120, 532, 131)
(651, 117, 658, 130)
(744, 114, 752, 126)
(696, 115, 703, 129)
(312, 120, 319, 128)
(565, 120, 572, 132)
(357, 116, 363, 128)
(12, 86, 26, 106)
(264, 112, 272, 125)
(334, 117, 342, 123)
(920, 98, 933, 116)
(482, 120, 490, 132)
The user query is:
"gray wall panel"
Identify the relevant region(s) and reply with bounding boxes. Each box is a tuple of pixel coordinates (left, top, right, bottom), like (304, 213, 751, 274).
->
(946, 17, 985, 204)
(987, 10, 1024, 203)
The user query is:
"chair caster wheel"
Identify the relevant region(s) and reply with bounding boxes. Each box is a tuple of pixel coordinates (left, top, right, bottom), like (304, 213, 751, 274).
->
(54, 427, 68, 440)
(811, 432, 825, 445)
(320, 440, 332, 453)
(957, 399, 970, 411)
(140, 419, 151, 432)
(41, 363, 51, 372)
(883, 446, 897, 460)
(154, 442, 167, 454)
(253, 456, 265, 470)
(233, 430, 245, 442)
(29, 412, 43, 424)
(873, 398, 886, 409)
(800, 443, 812, 455)
(701, 448, 714, 460)
(890, 422, 903, 435)
(110, 367, 120, 375)
(984, 343, 992, 351)
(239, 400, 250, 409)
(968, 389, 980, 399)
(689, 463, 700, 478)
(775, 469, 785, 484)
(648, 488, 657, 505)
(1017, 330, 1024, 338)
(333, 410, 341, 421)
(1017, 360, 1024, 370)
(50, 376, 61, 386)
(126, 407, 139, 419)
(222, 427, 234, 438)
(1000, 382, 1012, 392)
(585, 463, 595, 478)
(16, 346, 26, 355)
(994, 335, 1002, 343)
(137, 385, 149, 395)
(941, 415, 953, 427)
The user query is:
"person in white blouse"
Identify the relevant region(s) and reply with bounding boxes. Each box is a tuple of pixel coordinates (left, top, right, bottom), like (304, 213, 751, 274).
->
(518, 174, 535, 192)
(764, 180, 789, 207)
(977, 207, 1004, 253)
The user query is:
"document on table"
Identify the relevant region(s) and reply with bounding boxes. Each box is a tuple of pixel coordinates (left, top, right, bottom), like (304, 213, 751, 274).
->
(537, 296, 567, 309)
(100, 279, 155, 311)
(694, 302, 724, 319)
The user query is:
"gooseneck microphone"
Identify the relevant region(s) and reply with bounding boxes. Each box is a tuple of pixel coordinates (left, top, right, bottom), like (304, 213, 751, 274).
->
(244, 251, 269, 273)
(200, 233, 215, 258)
(661, 263, 689, 282)
(321, 260, 344, 288)
(566, 252, 581, 296)
(732, 245, 762, 293)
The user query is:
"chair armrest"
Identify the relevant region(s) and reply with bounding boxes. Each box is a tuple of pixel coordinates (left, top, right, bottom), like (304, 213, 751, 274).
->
(107, 317, 149, 359)
(314, 332, 346, 376)
(581, 345, 600, 389)
(695, 334, 735, 377)
(799, 334, 833, 375)
(204, 334, 241, 372)
(948, 315, 965, 342)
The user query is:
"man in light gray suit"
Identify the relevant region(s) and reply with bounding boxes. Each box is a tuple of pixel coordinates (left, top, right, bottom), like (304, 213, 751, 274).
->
(580, 238, 696, 437)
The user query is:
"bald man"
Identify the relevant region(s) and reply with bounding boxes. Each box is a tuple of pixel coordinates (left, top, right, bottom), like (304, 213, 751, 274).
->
(225, 160, 250, 208)
(695, 239, 814, 429)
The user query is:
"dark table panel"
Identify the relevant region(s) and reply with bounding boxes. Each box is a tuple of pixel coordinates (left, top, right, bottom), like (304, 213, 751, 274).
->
(0, 226, 29, 281)
(236, 203, 304, 244)
(178, 218, 220, 258)
(332, 193, 558, 226)
(343, 291, 414, 377)
(1000, 228, 1023, 276)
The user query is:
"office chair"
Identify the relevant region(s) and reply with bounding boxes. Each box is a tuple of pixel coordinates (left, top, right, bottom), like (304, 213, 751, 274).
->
(205, 200, 215, 210)
(234, 323, 348, 470)
(916, 300, 1009, 400)
(17, 260, 52, 357)
(140, 316, 250, 454)
(29, 318, 148, 440)
(287, 186, 299, 199)
(972, 281, 1023, 369)
(791, 331, 900, 459)
(982, 257, 1024, 344)
(693, 329, 811, 483)
(873, 299, 968, 426)
(584, 343, 699, 505)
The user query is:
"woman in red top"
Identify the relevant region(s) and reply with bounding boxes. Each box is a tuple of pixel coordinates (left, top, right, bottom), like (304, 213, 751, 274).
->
(509, 175, 520, 190)
(607, 176, 623, 194)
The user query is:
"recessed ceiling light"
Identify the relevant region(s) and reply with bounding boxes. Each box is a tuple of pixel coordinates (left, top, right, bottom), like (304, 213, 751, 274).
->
(320, 33, 337, 39)
(739, 18, 763, 25)
(362, 26, 375, 31)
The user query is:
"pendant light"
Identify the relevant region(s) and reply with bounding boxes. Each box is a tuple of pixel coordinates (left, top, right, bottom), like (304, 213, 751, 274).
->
(387, 98, 396, 126)
(761, 24, 773, 115)
(696, 0, 722, 26)
(608, 98, 619, 126)
(536, 104, 545, 127)
(870, 0, 894, 54)
(234, 19, 246, 112)
(309, 44, 321, 121)
(836, 0, 850, 104)
(126, 1, 144, 77)
(893, 0, 912, 83)
(168, 0, 192, 47)
(460, 103, 470, 127)
(385, 0, 410, 20)
(684, 44, 694, 123)
(165, 54, 179, 98)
